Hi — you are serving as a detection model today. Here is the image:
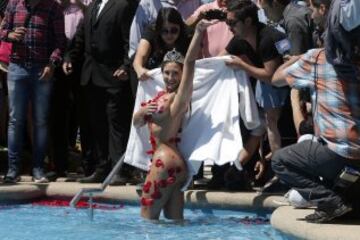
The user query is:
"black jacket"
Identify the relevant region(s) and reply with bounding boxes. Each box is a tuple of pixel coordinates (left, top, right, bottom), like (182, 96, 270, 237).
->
(66, 0, 135, 87)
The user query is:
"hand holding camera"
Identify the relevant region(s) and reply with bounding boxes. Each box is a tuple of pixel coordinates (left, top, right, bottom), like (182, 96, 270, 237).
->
(202, 9, 227, 21)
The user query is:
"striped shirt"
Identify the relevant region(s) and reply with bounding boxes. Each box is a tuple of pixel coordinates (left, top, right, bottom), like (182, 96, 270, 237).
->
(285, 48, 360, 160)
(0, 0, 65, 65)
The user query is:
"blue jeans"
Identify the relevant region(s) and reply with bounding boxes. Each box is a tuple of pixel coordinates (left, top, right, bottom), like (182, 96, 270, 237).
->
(7, 63, 53, 175)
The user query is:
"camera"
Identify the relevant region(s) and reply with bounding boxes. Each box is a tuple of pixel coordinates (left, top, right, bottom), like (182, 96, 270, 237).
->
(334, 166, 360, 189)
(275, 38, 291, 56)
(203, 9, 227, 21)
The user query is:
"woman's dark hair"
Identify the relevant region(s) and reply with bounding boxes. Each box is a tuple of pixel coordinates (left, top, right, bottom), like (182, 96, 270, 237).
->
(153, 7, 189, 59)
(264, 0, 291, 6)
(311, 0, 331, 8)
(227, 0, 259, 26)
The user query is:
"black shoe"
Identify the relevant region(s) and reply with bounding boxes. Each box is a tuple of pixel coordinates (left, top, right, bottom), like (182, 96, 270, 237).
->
(259, 176, 289, 194)
(110, 173, 145, 186)
(46, 171, 68, 182)
(109, 175, 128, 186)
(3, 169, 20, 184)
(305, 203, 353, 223)
(78, 172, 106, 183)
(3, 175, 20, 184)
(206, 177, 225, 190)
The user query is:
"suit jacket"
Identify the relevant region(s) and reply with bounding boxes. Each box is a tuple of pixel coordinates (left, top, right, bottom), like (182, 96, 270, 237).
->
(66, 0, 136, 87)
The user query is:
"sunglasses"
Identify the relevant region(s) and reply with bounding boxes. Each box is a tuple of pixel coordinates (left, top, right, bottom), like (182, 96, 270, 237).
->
(226, 19, 238, 27)
(161, 27, 179, 35)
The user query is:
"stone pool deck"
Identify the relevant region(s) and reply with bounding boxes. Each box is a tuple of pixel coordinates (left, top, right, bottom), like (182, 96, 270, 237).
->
(0, 177, 359, 240)
(271, 206, 360, 240)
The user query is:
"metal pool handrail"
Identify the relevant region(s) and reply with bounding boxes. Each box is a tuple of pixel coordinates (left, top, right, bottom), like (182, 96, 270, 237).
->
(69, 154, 125, 209)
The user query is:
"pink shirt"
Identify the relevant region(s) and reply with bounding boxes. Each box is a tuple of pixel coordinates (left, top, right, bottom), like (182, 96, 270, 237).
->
(191, 1, 233, 58)
(64, 0, 92, 40)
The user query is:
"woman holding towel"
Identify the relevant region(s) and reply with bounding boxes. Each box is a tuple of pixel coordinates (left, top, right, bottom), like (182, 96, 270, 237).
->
(133, 19, 215, 220)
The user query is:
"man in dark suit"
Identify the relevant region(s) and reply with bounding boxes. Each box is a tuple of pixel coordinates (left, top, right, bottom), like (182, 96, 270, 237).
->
(63, 0, 136, 183)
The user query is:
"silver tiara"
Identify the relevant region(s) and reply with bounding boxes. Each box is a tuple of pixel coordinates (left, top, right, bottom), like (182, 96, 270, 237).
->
(163, 49, 184, 64)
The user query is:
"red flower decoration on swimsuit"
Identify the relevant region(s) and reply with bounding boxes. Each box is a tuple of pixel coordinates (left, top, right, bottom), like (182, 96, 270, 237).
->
(141, 197, 154, 207)
(151, 191, 162, 199)
(166, 176, 176, 185)
(153, 91, 166, 102)
(157, 179, 167, 188)
(144, 114, 152, 122)
(168, 168, 175, 177)
(155, 159, 165, 168)
(149, 135, 156, 145)
(146, 150, 155, 155)
(146, 134, 157, 155)
(142, 181, 152, 193)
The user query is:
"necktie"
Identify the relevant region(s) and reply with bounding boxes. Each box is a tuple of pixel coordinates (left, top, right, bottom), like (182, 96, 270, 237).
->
(91, 0, 102, 22)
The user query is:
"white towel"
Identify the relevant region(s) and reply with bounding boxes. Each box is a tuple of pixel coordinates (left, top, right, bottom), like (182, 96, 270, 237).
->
(124, 56, 260, 189)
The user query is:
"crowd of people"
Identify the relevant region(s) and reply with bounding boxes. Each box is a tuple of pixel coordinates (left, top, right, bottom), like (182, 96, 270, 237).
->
(0, 0, 359, 223)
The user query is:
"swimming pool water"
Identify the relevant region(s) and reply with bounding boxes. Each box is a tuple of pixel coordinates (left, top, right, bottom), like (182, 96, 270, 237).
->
(0, 203, 294, 240)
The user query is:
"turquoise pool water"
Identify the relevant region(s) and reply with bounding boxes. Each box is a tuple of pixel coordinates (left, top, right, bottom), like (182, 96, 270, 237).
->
(0, 202, 294, 240)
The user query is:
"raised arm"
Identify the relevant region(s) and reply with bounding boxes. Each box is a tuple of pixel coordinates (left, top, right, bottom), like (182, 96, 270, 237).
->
(170, 20, 214, 115)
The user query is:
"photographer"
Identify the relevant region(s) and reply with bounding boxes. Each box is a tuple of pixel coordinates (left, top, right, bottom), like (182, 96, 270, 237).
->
(270, 4, 360, 221)
(186, 0, 233, 57)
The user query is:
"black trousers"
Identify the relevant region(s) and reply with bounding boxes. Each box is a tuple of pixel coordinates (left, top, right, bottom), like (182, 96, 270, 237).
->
(50, 65, 95, 175)
(85, 82, 133, 175)
(272, 139, 348, 209)
(49, 68, 72, 174)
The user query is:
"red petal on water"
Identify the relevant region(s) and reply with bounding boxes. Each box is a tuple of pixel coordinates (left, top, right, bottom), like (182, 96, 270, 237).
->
(31, 199, 124, 210)
(155, 159, 165, 168)
(151, 191, 162, 199)
(141, 197, 154, 206)
(76, 201, 89, 208)
(142, 181, 152, 193)
(168, 168, 175, 177)
(166, 176, 176, 185)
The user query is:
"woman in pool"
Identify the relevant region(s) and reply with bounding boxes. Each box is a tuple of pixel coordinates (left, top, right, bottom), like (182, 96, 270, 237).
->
(133, 20, 214, 220)
(133, 7, 190, 81)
